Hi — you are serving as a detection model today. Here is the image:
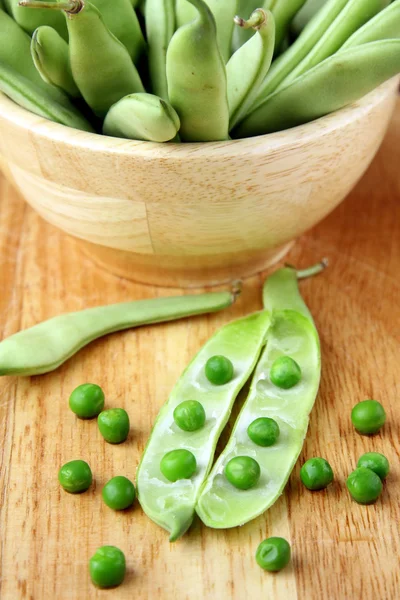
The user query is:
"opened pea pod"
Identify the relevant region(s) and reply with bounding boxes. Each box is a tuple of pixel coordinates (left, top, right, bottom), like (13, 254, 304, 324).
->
(136, 311, 271, 541)
(196, 262, 325, 529)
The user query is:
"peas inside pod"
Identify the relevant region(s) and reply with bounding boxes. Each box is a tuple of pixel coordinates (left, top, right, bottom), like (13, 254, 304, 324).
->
(300, 457, 334, 491)
(160, 449, 197, 482)
(58, 459, 92, 494)
(69, 383, 105, 419)
(224, 456, 261, 490)
(98, 408, 130, 444)
(205, 355, 234, 385)
(173, 400, 206, 432)
(351, 399, 386, 435)
(102, 476, 136, 511)
(256, 537, 291, 572)
(270, 355, 302, 389)
(89, 546, 126, 589)
(247, 417, 280, 447)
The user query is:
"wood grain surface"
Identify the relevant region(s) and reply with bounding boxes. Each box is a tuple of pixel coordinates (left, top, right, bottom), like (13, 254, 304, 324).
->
(0, 101, 399, 600)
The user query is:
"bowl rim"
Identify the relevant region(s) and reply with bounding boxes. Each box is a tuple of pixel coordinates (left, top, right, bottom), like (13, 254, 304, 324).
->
(0, 78, 398, 159)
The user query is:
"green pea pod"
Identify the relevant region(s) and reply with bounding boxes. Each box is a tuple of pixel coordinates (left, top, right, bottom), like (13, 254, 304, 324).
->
(291, 0, 327, 37)
(176, 0, 237, 63)
(231, 0, 263, 53)
(103, 93, 180, 142)
(250, 0, 349, 106)
(196, 264, 324, 529)
(145, 0, 175, 100)
(91, 0, 146, 64)
(20, 0, 145, 118)
(0, 288, 239, 376)
(227, 9, 275, 131)
(31, 26, 80, 98)
(282, 0, 389, 87)
(7, 0, 67, 39)
(234, 40, 400, 138)
(137, 311, 271, 541)
(166, 0, 229, 142)
(0, 62, 94, 131)
(271, 0, 307, 51)
(341, 0, 400, 49)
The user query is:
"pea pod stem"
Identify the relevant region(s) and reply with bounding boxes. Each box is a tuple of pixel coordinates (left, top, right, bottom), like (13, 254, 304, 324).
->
(19, 0, 81, 12)
(295, 258, 329, 279)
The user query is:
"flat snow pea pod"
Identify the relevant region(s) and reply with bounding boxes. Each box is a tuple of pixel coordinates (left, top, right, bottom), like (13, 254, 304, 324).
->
(234, 40, 400, 138)
(91, 0, 146, 64)
(270, 0, 307, 52)
(103, 93, 180, 142)
(227, 9, 275, 131)
(8, 0, 67, 39)
(31, 26, 80, 98)
(196, 264, 323, 528)
(145, 0, 175, 99)
(20, 0, 145, 118)
(281, 0, 389, 87)
(0, 287, 239, 376)
(341, 0, 400, 49)
(0, 63, 94, 131)
(166, 0, 229, 141)
(137, 311, 271, 541)
(249, 0, 352, 109)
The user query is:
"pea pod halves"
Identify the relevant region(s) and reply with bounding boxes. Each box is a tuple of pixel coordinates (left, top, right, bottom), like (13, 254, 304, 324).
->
(196, 264, 323, 528)
(0, 289, 238, 376)
(137, 311, 271, 541)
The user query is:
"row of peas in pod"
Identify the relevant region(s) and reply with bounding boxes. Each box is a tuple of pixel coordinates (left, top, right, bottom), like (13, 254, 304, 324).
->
(1, 0, 400, 140)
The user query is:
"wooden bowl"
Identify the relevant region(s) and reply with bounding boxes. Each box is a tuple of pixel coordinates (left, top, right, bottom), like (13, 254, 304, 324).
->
(0, 78, 397, 287)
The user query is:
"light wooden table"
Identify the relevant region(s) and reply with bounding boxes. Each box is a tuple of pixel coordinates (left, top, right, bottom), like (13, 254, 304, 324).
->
(0, 102, 399, 600)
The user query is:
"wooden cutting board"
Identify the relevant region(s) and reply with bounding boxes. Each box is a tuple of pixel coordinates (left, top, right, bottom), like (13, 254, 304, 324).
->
(0, 101, 399, 600)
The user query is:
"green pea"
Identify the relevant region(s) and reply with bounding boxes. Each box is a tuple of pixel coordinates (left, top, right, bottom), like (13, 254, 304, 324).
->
(351, 400, 386, 434)
(346, 467, 383, 504)
(205, 355, 234, 386)
(58, 460, 92, 493)
(224, 456, 261, 490)
(173, 400, 206, 432)
(300, 457, 334, 490)
(357, 452, 389, 481)
(160, 449, 197, 482)
(89, 546, 126, 588)
(98, 409, 130, 444)
(102, 476, 136, 510)
(247, 417, 280, 447)
(270, 355, 302, 389)
(256, 537, 291, 572)
(69, 383, 105, 419)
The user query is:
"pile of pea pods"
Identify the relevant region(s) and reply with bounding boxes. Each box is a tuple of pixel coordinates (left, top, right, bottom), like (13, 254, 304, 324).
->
(0, 0, 399, 141)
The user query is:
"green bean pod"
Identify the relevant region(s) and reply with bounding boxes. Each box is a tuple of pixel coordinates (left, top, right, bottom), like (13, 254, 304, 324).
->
(234, 39, 400, 138)
(250, 0, 349, 107)
(91, 0, 146, 64)
(20, 0, 145, 118)
(176, 0, 238, 63)
(341, 0, 400, 49)
(145, 0, 175, 100)
(227, 9, 275, 131)
(0, 288, 239, 376)
(271, 0, 307, 51)
(31, 26, 80, 98)
(137, 311, 271, 541)
(282, 0, 389, 86)
(196, 265, 322, 528)
(7, 0, 67, 39)
(166, 0, 229, 142)
(103, 93, 180, 142)
(291, 0, 327, 36)
(0, 63, 94, 131)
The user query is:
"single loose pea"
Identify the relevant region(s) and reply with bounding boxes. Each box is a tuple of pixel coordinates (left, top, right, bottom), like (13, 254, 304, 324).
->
(270, 356, 301, 389)
(89, 546, 126, 588)
(300, 457, 334, 491)
(256, 537, 291, 572)
(102, 476, 136, 510)
(160, 449, 197, 482)
(205, 355, 234, 385)
(98, 408, 130, 444)
(346, 467, 383, 504)
(224, 456, 261, 490)
(357, 452, 390, 481)
(173, 400, 206, 432)
(351, 400, 386, 434)
(58, 459, 92, 493)
(69, 383, 105, 419)
(247, 417, 280, 447)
